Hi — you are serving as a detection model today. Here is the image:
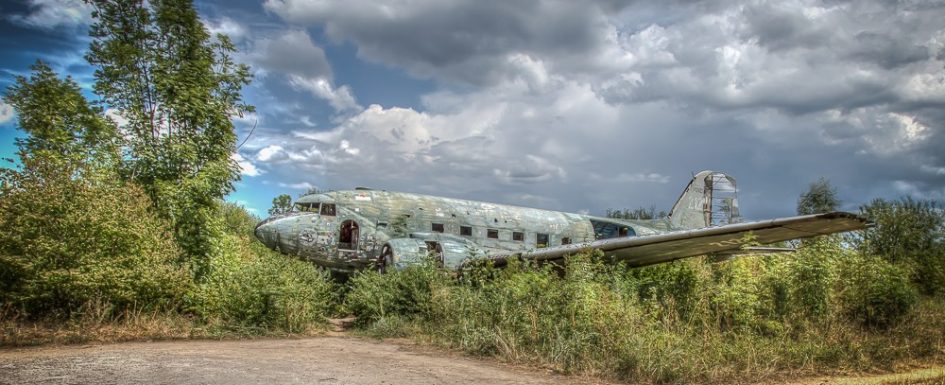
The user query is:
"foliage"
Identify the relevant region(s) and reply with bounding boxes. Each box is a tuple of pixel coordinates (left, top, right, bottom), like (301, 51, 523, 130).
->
(188, 203, 334, 333)
(0, 0, 331, 337)
(0, 158, 189, 318)
(188, 238, 334, 333)
(606, 206, 668, 220)
(836, 254, 918, 329)
(858, 198, 945, 294)
(85, 0, 253, 277)
(345, 243, 943, 384)
(269, 194, 293, 216)
(797, 177, 840, 215)
(220, 201, 260, 238)
(346, 258, 450, 325)
(2, 61, 120, 175)
(785, 238, 839, 318)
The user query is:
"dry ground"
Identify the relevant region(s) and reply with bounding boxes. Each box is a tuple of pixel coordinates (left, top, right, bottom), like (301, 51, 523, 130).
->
(0, 335, 942, 385)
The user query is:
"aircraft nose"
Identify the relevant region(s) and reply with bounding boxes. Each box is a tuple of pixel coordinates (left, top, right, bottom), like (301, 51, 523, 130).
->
(254, 218, 279, 250)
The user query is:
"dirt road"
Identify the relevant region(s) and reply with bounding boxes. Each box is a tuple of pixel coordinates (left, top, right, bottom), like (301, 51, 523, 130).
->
(0, 336, 609, 385)
(1, 336, 942, 385)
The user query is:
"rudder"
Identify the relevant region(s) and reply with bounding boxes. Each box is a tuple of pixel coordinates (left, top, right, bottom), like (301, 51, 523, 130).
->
(669, 170, 740, 229)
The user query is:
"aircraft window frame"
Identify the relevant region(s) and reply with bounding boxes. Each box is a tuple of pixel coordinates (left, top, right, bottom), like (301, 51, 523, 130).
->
(432, 223, 445, 233)
(294, 202, 320, 212)
(536, 233, 549, 248)
(487, 229, 499, 239)
(460, 226, 472, 236)
(512, 231, 524, 242)
(321, 203, 336, 216)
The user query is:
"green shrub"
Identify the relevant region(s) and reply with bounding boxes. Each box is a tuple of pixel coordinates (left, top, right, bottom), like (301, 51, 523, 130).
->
(0, 164, 189, 318)
(346, 259, 450, 325)
(631, 258, 702, 318)
(837, 254, 918, 329)
(343, 246, 943, 384)
(220, 201, 260, 239)
(859, 198, 945, 295)
(189, 234, 334, 333)
(786, 239, 842, 318)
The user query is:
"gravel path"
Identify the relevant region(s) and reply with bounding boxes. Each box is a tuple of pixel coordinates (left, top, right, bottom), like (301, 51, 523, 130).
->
(0, 336, 610, 385)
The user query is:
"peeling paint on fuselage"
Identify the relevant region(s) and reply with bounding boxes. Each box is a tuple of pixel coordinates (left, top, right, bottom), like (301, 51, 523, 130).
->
(254, 189, 674, 273)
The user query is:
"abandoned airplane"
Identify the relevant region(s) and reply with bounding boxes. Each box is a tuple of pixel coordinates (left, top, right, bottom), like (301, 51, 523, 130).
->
(254, 171, 868, 273)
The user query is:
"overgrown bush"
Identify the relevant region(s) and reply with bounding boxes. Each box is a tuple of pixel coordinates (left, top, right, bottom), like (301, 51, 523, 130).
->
(188, 206, 334, 333)
(859, 198, 945, 295)
(345, 243, 942, 384)
(347, 258, 450, 325)
(836, 254, 918, 329)
(0, 162, 189, 318)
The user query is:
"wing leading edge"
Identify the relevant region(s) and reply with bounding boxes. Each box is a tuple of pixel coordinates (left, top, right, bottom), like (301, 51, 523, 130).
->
(477, 212, 869, 268)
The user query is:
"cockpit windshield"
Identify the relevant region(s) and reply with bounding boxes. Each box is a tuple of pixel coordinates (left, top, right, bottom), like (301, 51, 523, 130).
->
(294, 202, 320, 212)
(320, 203, 336, 216)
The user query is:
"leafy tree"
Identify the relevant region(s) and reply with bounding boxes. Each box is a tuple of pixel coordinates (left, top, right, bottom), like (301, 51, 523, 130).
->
(797, 177, 839, 215)
(3, 61, 119, 175)
(606, 206, 668, 220)
(859, 197, 945, 294)
(269, 194, 293, 216)
(84, 0, 253, 277)
(0, 60, 186, 318)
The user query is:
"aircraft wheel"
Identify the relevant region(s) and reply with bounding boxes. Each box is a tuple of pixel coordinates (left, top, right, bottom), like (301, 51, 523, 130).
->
(377, 245, 393, 273)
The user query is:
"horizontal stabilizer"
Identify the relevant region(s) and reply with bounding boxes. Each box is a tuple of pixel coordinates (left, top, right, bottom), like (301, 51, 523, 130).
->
(477, 212, 868, 268)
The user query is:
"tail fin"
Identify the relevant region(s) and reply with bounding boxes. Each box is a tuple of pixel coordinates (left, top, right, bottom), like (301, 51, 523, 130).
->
(669, 170, 741, 229)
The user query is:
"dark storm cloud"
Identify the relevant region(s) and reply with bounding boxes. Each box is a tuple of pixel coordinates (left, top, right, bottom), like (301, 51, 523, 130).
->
(263, 0, 624, 85)
(250, 29, 334, 80)
(213, 0, 945, 216)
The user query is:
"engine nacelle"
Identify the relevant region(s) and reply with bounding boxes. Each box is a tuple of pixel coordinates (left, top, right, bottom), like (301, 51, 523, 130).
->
(380, 238, 430, 270)
(381, 236, 487, 271)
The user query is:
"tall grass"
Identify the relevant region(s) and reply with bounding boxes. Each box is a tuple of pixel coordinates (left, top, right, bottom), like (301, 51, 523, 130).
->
(346, 246, 944, 384)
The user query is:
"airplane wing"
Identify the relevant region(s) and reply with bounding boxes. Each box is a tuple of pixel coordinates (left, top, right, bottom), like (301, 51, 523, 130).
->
(476, 212, 869, 267)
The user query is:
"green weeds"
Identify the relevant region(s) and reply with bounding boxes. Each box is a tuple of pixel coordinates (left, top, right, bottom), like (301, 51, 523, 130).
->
(345, 248, 944, 384)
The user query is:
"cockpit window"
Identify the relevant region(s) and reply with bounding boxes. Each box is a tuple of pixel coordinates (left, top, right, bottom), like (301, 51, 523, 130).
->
(294, 202, 320, 212)
(321, 203, 337, 216)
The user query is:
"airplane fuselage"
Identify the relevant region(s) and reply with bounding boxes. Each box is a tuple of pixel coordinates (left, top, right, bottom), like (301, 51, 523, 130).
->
(254, 172, 869, 272)
(254, 188, 674, 272)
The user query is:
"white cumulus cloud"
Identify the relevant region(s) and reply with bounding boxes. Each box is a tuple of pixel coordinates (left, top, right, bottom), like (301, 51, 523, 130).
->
(232, 153, 262, 177)
(9, 0, 92, 30)
(288, 75, 361, 113)
(0, 101, 14, 125)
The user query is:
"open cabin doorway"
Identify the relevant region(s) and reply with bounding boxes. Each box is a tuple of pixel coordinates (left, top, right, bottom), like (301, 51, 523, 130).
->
(339, 220, 359, 250)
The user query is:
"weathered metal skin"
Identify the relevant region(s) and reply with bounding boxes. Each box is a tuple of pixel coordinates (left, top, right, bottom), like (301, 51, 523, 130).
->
(254, 171, 869, 273)
(254, 187, 649, 272)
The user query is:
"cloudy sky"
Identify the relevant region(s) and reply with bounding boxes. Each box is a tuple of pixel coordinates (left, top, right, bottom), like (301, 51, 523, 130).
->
(1, 0, 944, 219)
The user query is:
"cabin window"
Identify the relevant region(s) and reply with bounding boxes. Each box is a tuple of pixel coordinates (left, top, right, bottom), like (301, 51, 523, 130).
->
(537, 233, 549, 248)
(590, 219, 635, 240)
(321, 203, 336, 216)
(432, 223, 444, 233)
(512, 231, 524, 241)
(460, 226, 472, 236)
(561, 237, 571, 245)
(487, 229, 499, 239)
